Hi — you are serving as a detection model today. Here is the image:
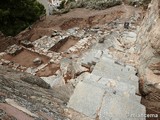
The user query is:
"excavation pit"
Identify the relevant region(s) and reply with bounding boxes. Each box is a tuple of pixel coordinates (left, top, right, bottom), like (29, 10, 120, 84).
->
(2, 49, 50, 68)
(36, 63, 60, 77)
(49, 36, 79, 52)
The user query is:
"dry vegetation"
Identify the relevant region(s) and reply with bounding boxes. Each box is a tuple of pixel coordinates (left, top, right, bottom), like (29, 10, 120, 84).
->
(52, 0, 122, 14)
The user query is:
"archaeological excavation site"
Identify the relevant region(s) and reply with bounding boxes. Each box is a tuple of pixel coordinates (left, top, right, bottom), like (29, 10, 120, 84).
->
(0, 0, 160, 120)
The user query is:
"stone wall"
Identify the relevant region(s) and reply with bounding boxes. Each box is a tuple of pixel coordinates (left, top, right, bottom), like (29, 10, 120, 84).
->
(136, 0, 160, 84)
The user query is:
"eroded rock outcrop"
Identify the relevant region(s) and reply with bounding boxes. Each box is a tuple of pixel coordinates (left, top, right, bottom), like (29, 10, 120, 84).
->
(0, 65, 74, 120)
(136, 0, 160, 115)
(136, 0, 160, 88)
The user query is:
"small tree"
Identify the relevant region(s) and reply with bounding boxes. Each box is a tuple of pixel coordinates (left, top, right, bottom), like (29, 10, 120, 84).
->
(0, 0, 45, 36)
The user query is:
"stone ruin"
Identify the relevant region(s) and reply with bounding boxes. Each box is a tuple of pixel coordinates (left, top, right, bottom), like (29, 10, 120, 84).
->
(1, 0, 160, 119)
(5, 44, 23, 56)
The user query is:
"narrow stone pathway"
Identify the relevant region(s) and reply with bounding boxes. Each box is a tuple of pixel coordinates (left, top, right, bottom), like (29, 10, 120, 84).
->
(67, 29, 146, 120)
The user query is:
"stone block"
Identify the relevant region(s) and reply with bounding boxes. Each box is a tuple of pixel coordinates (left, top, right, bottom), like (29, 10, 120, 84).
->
(68, 81, 105, 118)
(99, 93, 146, 120)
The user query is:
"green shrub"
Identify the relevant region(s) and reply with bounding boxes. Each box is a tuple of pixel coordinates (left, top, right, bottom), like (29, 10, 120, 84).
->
(0, 0, 45, 36)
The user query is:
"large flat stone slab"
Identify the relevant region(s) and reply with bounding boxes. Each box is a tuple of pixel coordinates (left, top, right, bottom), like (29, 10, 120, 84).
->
(68, 81, 105, 118)
(81, 49, 103, 68)
(83, 75, 140, 103)
(92, 56, 138, 90)
(99, 93, 146, 120)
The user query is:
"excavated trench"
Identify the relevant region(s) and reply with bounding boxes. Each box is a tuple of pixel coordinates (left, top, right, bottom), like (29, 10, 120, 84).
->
(2, 49, 50, 68)
(49, 35, 79, 52)
(36, 63, 60, 77)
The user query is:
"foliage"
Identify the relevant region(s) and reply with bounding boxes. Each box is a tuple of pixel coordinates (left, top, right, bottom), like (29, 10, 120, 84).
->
(0, 0, 45, 36)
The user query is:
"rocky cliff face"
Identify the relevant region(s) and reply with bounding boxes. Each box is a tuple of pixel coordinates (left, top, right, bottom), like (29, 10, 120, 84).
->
(136, 0, 160, 85)
(136, 0, 160, 115)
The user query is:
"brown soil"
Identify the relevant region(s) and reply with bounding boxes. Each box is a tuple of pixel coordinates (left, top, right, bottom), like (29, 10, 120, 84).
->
(0, 37, 18, 52)
(49, 36, 79, 52)
(14, 5, 144, 42)
(0, 5, 144, 52)
(36, 63, 60, 77)
(141, 98, 160, 120)
(2, 49, 50, 68)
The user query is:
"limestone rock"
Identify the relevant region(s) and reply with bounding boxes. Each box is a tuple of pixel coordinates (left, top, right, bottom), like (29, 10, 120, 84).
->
(68, 81, 105, 118)
(20, 40, 33, 48)
(41, 74, 65, 87)
(33, 58, 43, 65)
(99, 93, 146, 120)
(5, 44, 23, 55)
(21, 73, 50, 89)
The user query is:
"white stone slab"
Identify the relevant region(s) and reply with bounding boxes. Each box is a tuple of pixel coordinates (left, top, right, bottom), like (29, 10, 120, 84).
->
(68, 81, 105, 118)
(99, 93, 146, 120)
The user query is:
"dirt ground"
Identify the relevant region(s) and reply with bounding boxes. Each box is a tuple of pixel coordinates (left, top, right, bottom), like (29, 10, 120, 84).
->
(3, 49, 50, 68)
(36, 63, 60, 77)
(15, 4, 144, 42)
(0, 4, 144, 52)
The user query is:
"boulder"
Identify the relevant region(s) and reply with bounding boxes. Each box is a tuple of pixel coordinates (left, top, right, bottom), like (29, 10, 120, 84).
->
(21, 73, 50, 89)
(41, 75, 65, 87)
(20, 40, 34, 48)
(98, 36, 106, 43)
(124, 22, 130, 29)
(33, 58, 42, 65)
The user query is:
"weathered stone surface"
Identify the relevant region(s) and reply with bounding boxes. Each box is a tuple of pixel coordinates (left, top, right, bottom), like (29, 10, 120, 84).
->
(81, 49, 103, 68)
(5, 98, 38, 118)
(33, 57, 43, 65)
(33, 36, 59, 51)
(41, 75, 65, 87)
(51, 75, 65, 87)
(60, 58, 74, 80)
(83, 74, 140, 102)
(0, 65, 72, 120)
(1, 59, 11, 65)
(25, 67, 36, 75)
(5, 44, 23, 55)
(21, 73, 50, 89)
(122, 32, 137, 43)
(92, 56, 138, 90)
(20, 40, 33, 48)
(69, 72, 90, 87)
(98, 36, 105, 43)
(0, 2, 152, 119)
(72, 61, 88, 77)
(51, 30, 60, 37)
(99, 93, 146, 120)
(0, 103, 34, 120)
(68, 81, 105, 118)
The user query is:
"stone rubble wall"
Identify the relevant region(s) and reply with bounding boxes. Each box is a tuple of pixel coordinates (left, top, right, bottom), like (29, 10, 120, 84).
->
(136, 0, 160, 84)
